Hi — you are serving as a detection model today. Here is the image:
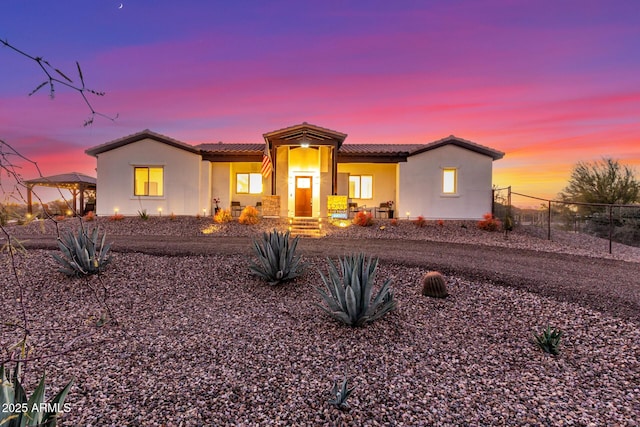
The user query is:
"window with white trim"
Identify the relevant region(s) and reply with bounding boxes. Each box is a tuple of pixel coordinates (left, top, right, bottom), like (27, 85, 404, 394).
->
(348, 175, 372, 199)
(134, 167, 163, 196)
(236, 173, 263, 194)
(442, 168, 457, 194)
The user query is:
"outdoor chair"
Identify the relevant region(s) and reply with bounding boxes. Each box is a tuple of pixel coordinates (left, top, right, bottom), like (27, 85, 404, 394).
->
(231, 201, 243, 217)
(376, 202, 390, 218)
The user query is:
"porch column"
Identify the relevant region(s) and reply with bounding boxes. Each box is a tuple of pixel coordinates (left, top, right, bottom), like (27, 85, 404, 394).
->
(331, 146, 338, 195)
(270, 144, 276, 196)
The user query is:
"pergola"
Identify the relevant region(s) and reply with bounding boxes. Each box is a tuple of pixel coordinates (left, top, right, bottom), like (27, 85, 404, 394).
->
(25, 172, 97, 216)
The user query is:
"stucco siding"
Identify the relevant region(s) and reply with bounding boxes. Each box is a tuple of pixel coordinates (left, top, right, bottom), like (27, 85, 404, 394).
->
(398, 145, 493, 220)
(94, 139, 203, 216)
(337, 163, 397, 210)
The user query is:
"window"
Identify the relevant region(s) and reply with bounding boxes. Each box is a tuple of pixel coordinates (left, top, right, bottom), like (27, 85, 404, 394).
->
(348, 175, 372, 199)
(237, 173, 263, 194)
(442, 168, 457, 194)
(134, 167, 163, 196)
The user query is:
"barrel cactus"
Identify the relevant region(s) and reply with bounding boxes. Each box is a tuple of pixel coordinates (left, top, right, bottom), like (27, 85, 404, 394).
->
(421, 271, 448, 298)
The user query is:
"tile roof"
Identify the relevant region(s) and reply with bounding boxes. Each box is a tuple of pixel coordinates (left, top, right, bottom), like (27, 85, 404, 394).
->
(85, 129, 504, 161)
(338, 144, 424, 155)
(195, 143, 264, 153)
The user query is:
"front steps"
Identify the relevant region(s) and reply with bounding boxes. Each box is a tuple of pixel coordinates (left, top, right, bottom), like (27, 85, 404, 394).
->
(288, 217, 324, 238)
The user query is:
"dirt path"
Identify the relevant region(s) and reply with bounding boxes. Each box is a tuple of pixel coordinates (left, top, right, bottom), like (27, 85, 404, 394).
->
(12, 234, 640, 323)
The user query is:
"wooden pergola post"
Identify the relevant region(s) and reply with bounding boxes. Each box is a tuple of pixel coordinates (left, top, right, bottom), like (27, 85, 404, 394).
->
(27, 184, 33, 215)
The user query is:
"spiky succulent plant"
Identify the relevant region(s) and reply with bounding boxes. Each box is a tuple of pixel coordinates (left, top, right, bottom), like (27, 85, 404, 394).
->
(249, 229, 306, 285)
(328, 371, 355, 410)
(421, 271, 448, 298)
(52, 226, 112, 277)
(533, 325, 563, 355)
(316, 253, 397, 327)
(0, 363, 73, 427)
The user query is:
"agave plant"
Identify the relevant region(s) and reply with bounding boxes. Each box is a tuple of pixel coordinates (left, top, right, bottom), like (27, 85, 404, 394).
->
(52, 226, 112, 277)
(533, 325, 563, 355)
(316, 253, 397, 327)
(0, 364, 73, 427)
(328, 371, 355, 410)
(249, 229, 306, 285)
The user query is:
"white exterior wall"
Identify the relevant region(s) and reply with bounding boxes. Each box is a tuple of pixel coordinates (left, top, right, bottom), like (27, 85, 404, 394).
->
(398, 145, 493, 220)
(94, 139, 204, 216)
(337, 163, 397, 210)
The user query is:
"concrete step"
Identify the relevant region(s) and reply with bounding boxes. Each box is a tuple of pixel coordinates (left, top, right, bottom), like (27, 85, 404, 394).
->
(288, 217, 325, 238)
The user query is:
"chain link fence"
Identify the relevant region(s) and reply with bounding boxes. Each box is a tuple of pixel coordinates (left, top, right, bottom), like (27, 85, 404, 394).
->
(492, 186, 640, 254)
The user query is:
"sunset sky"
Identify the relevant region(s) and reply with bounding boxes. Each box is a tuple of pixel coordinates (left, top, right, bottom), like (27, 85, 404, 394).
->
(1, 0, 639, 207)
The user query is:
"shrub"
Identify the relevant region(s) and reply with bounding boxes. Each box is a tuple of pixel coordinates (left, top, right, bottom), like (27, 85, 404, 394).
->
(533, 325, 563, 355)
(390, 218, 398, 226)
(239, 206, 260, 225)
(414, 215, 426, 227)
(504, 214, 514, 231)
(109, 213, 124, 221)
(249, 229, 306, 285)
(137, 209, 149, 220)
(421, 271, 448, 298)
(83, 211, 95, 221)
(213, 208, 233, 223)
(477, 213, 501, 231)
(353, 211, 373, 227)
(316, 253, 397, 327)
(437, 219, 444, 227)
(0, 363, 73, 427)
(169, 212, 176, 221)
(52, 226, 112, 277)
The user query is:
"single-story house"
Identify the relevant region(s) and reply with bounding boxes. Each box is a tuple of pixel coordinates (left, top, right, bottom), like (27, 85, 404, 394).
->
(85, 122, 504, 219)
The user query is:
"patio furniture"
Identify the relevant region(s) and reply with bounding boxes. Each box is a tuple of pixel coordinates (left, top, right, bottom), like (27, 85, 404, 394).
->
(376, 202, 390, 218)
(231, 201, 243, 217)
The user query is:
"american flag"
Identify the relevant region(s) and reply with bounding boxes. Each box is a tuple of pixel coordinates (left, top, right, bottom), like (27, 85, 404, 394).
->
(261, 143, 272, 178)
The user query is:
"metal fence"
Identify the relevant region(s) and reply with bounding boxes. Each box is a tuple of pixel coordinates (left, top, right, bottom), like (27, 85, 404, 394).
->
(492, 186, 640, 254)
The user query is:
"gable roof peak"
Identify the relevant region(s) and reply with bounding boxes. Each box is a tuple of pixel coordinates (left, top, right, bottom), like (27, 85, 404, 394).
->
(85, 129, 199, 157)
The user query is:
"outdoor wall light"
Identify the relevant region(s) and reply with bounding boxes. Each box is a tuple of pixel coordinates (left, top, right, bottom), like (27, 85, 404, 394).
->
(300, 134, 311, 148)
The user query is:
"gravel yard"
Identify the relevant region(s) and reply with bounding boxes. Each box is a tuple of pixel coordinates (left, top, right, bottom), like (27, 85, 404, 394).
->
(1, 217, 639, 426)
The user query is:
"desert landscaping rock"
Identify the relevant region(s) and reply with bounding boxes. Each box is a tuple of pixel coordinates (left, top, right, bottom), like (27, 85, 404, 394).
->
(1, 217, 639, 426)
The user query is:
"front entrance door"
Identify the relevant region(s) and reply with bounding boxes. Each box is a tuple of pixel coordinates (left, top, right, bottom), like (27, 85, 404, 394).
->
(295, 176, 313, 217)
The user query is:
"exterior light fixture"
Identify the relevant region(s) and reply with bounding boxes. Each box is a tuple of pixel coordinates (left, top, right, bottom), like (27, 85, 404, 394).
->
(203, 208, 207, 216)
(406, 211, 410, 220)
(300, 134, 311, 148)
(114, 208, 119, 214)
(158, 207, 162, 216)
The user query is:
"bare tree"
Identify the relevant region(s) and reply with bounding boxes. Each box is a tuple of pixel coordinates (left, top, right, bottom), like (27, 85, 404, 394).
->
(1, 39, 116, 376)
